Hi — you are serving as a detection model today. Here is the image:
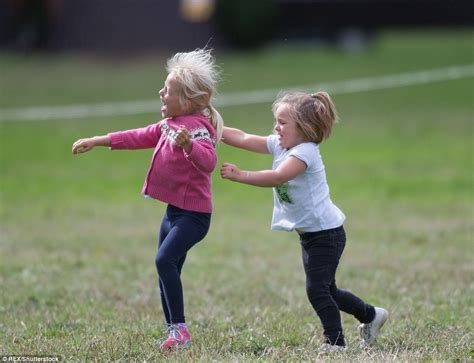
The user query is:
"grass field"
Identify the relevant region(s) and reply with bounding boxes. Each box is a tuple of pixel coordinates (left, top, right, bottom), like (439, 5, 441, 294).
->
(1, 29, 473, 361)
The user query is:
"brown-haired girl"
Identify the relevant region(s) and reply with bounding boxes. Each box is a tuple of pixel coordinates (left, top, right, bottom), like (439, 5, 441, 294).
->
(220, 91, 388, 352)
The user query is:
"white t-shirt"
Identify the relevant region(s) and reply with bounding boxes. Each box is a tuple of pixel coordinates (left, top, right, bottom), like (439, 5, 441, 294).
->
(267, 134, 345, 232)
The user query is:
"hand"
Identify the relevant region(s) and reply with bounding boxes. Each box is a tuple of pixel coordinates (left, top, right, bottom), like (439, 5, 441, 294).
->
(72, 138, 96, 154)
(220, 162, 242, 181)
(175, 125, 192, 152)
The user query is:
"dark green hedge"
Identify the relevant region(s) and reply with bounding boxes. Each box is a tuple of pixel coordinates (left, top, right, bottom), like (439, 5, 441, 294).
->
(214, 0, 278, 48)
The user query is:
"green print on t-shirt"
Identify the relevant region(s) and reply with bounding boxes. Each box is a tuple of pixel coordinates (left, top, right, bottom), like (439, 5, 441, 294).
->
(276, 183, 292, 204)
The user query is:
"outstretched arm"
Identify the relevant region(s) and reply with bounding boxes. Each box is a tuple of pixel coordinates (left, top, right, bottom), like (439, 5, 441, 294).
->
(72, 135, 111, 154)
(220, 156, 306, 187)
(72, 122, 162, 155)
(222, 127, 269, 154)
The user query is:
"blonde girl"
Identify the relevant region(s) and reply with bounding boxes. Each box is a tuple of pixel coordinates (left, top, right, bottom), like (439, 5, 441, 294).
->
(72, 48, 223, 351)
(220, 91, 388, 351)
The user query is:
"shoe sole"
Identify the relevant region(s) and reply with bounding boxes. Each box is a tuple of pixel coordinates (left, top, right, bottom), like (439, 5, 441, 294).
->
(160, 339, 191, 351)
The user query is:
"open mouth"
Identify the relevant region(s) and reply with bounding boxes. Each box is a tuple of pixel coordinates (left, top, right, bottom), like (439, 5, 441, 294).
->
(277, 134, 286, 147)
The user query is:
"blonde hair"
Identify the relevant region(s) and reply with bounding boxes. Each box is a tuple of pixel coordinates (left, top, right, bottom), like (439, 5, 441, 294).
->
(272, 91, 338, 144)
(166, 48, 224, 142)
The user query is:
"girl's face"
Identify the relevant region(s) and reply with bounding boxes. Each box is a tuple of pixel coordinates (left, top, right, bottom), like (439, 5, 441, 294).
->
(274, 103, 306, 149)
(159, 73, 190, 118)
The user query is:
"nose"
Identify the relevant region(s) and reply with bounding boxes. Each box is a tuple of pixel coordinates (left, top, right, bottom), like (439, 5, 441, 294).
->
(159, 88, 164, 97)
(274, 124, 280, 132)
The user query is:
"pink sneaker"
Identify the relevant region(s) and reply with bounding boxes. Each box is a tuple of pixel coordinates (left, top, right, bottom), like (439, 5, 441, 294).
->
(160, 324, 191, 351)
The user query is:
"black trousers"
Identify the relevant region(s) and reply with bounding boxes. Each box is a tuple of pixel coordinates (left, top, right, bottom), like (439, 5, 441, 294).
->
(299, 226, 375, 346)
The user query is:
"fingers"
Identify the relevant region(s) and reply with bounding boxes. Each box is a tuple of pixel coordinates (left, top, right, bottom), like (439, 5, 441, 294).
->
(72, 145, 84, 154)
(220, 163, 238, 179)
(72, 139, 89, 154)
(220, 166, 229, 178)
(72, 140, 84, 154)
(177, 125, 188, 133)
(72, 139, 82, 154)
(222, 162, 236, 170)
(72, 139, 81, 149)
(175, 125, 191, 148)
(78, 145, 88, 153)
(176, 126, 189, 139)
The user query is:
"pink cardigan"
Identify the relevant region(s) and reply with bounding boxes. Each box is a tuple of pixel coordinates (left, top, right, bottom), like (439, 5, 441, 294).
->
(108, 114, 217, 213)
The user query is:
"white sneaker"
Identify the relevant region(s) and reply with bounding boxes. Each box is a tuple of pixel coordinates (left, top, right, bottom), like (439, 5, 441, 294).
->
(318, 343, 347, 353)
(358, 307, 389, 346)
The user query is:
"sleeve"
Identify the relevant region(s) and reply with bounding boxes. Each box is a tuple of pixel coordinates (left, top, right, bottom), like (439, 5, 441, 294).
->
(108, 121, 162, 150)
(266, 134, 278, 155)
(288, 143, 316, 169)
(184, 141, 217, 173)
(183, 124, 217, 173)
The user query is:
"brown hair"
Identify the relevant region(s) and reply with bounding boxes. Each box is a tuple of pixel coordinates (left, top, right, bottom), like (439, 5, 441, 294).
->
(272, 91, 338, 144)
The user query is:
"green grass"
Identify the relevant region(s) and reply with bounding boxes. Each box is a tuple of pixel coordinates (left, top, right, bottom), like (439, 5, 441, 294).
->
(1, 28, 473, 361)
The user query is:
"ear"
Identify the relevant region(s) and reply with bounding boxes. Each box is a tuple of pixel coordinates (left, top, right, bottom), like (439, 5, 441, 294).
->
(183, 98, 194, 113)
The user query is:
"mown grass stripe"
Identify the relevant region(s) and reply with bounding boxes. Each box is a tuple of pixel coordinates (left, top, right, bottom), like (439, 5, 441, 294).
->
(1, 64, 473, 122)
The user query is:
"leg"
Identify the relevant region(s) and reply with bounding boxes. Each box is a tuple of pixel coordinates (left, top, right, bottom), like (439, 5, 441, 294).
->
(327, 227, 375, 324)
(157, 210, 172, 324)
(156, 208, 198, 324)
(301, 229, 346, 346)
(330, 283, 375, 324)
(324, 229, 387, 346)
(155, 205, 211, 324)
(159, 253, 187, 321)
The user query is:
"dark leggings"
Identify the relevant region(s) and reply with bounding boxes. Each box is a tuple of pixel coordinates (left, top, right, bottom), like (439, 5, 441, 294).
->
(155, 204, 211, 324)
(300, 226, 375, 346)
